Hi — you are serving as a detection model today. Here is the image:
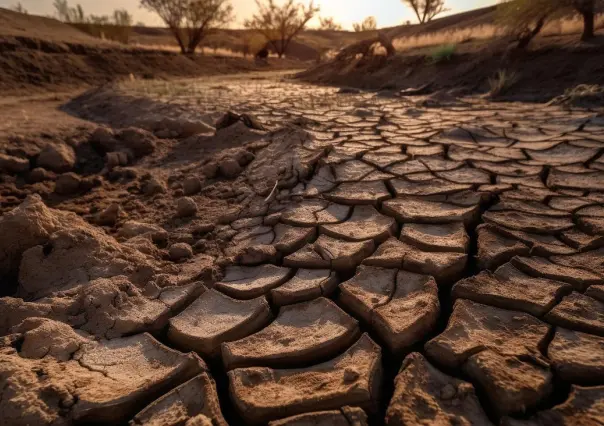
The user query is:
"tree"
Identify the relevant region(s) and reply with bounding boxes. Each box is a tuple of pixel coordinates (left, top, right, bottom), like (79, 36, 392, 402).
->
(53, 0, 86, 23)
(141, 0, 233, 54)
(244, 0, 319, 58)
(319, 17, 342, 31)
(353, 16, 377, 32)
(10, 3, 28, 14)
(498, 0, 564, 48)
(401, 0, 448, 24)
(571, 0, 599, 40)
(113, 9, 133, 27)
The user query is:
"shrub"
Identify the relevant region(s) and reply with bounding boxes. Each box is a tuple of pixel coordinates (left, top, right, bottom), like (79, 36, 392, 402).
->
(488, 69, 520, 97)
(429, 43, 456, 63)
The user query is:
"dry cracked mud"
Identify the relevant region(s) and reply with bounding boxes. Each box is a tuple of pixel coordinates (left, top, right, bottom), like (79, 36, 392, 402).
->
(1, 73, 604, 425)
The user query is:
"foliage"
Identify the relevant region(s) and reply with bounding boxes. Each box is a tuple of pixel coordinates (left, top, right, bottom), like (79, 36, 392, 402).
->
(401, 0, 448, 24)
(353, 16, 377, 32)
(429, 43, 456, 62)
(488, 69, 520, 97)
(318, 17, 342, 31)
(10, 2, 28, 14)
(141, 0, 234, 54)
(244, 0, 319, 58)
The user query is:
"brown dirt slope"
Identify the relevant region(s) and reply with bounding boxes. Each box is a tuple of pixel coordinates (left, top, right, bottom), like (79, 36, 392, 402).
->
(0, 8, 304, 95)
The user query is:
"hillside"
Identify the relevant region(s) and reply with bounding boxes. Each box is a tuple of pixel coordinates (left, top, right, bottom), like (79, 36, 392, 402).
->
(0, 8, 306, 94)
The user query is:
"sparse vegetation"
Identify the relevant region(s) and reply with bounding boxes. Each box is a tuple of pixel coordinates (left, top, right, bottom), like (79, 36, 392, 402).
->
(429, 43, 456, 62)
(498, 0, 603, 47)
(353, 16, 377, 32)
(319, 17, 342, 31)
(52, 1, 134, 43)
(401, 0, 448, 24)
(140, 0, 234, 54)
(488, 69, 520, 97)
(244, 0, 319, 58)
(10, 2, 28, 14)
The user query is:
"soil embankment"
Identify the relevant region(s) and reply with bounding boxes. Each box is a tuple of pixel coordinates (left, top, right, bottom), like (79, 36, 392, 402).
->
(0, 8, 305, 95)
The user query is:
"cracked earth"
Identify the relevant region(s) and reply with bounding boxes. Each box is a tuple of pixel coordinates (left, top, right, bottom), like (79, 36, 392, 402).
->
(1, 73, 604, 425)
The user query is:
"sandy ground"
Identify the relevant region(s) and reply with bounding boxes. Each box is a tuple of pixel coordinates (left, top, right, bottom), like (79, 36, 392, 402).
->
(1, 72, 604, 426)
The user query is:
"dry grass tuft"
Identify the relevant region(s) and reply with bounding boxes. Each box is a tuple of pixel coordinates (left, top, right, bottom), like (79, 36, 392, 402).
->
(393, 15, 604, 53)
(394, 25, 501, 52)
(488, 69, 520, 97)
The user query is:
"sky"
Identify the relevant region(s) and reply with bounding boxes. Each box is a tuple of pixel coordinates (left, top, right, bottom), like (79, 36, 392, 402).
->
(1, 0, 499, 29)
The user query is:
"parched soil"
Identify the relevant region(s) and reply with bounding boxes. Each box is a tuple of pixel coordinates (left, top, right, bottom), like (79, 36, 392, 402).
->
(1, 73, 604, 426)
(298, 32, 604, 102)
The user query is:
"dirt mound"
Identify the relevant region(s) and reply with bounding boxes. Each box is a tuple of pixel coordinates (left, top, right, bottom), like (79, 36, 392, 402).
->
(298, 38, 604, 101)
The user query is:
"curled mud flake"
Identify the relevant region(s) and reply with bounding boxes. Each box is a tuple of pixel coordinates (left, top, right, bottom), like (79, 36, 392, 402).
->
(228, 333, 382, 425)
(222, 297, 360, 370)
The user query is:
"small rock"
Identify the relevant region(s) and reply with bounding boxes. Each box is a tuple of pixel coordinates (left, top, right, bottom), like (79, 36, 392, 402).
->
(37, 144, 76, 172)
(219, 158, 243, 179)
(440, 384, 457, 400)
(241, 114, 265, 130)
(28, 167, 54, 183)
(183, 176, 202, 195)
(105, 151, 129, 170)
(117, 127, 156, 157)
(96, 204, 121, 226)
(193, 222, 215, 234)
(176, 197, 198, 217)
(202, 162, 218, 179)
(55, 172, 81, 194)
(216, 111, 241, 130)
(169, 243, 193, 261)
(0, 153, 29, 174)
(90, 127, 117, 151)
(143, 177, 167, 195)
(235, 150, 256, 166)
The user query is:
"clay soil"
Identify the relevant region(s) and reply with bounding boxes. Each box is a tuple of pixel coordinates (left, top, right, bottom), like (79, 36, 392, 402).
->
(1, 6, 604, 426)
(1, 69, 604, 425)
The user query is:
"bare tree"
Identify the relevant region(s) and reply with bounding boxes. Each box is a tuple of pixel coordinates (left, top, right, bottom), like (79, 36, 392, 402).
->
(497, 0, 563, 48)
(353, 16, 377, 32)
(401, 0, 448, 24)
(10, 2, 28, 14)
(500, 0, 602, 43)
(319, 17, 342, 31)
(141, 0, 233, 54)
(244, 0, 319, 58)
(54, 0, 86, 23)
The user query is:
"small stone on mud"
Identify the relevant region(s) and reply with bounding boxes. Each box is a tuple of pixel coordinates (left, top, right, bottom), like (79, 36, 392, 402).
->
(183, 176, 202, 195)
(55, 172, 81, 194)
(96, 203, 121, 226)
(143, 177, 167, 195)
(202, 162, 218, 179)
(441, 384, 457, 400)
(176, 197, 198, 217)
(169, 242, 193, 261)
(37, 144, 76, 172)
(219, 158, 243, 178)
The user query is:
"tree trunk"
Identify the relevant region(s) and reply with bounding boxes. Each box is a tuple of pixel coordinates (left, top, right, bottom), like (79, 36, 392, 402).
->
(517, 16, 546, 49)
(581, 8, 595, 41)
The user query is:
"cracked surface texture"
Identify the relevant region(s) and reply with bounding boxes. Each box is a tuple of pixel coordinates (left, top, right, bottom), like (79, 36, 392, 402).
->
(1, 74, 604, 425)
